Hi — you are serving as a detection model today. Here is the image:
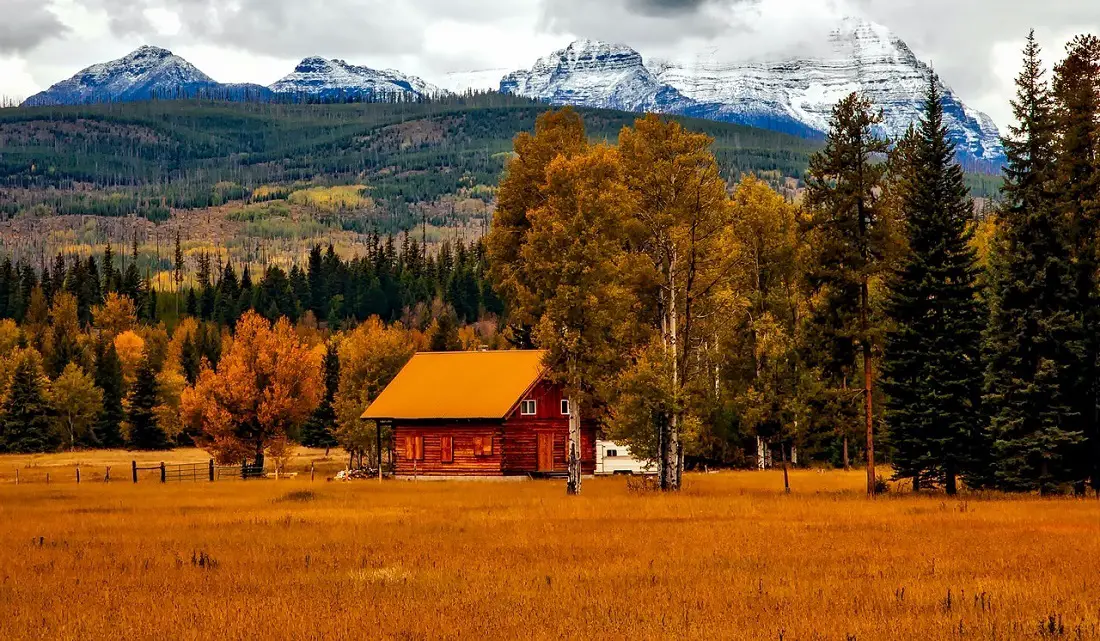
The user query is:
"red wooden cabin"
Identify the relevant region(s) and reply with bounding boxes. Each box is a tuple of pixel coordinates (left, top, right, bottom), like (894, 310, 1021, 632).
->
(361, 350, 596, 477)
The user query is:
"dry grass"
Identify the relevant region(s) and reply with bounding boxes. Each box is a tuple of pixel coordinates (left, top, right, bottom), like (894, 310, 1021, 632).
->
(0, 446, 350, 484)
(0, 466, 1097, 640)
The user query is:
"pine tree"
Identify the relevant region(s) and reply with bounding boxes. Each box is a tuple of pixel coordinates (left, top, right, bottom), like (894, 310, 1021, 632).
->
(300, 340, 339, 449)
(185, 287, 198, 317)
(127, 351, 168, 450)
(143, 277, 158, 323)
(1051, 34, 1100, 491)
(429, 309, 461, 351)
(102, 244, 116, 293)
(804, 92, 896, 495)
(985, 32, 1085, 493)
(173, 231, 184, 318)
(0, 352, 57, 453)
(882, 72, 986, 494)
(93, 339, 125, 448)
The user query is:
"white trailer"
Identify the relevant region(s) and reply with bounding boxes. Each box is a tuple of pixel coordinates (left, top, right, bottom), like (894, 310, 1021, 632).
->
(595, 440, 655, 476)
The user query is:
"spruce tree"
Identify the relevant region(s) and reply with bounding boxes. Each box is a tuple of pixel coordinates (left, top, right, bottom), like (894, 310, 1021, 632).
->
(127, 351, 168, 450)
(804, 92, 895, 495)
(300, 341, 339, 449)
(1052, 35, 1100, 491)
(0, 353, 58, 453)
(93, 339, 125, 448)
(882, 72, 986, 494)
(429, 309, 461, 351)
(984, 32, 1084, 493)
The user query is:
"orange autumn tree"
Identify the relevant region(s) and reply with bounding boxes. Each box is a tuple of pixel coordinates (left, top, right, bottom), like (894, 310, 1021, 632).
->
(181, 311, 322, 466)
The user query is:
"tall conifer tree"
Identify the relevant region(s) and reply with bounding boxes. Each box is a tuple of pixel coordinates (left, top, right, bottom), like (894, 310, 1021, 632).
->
(93, 338, 125, 448)
(1052, 35, 1100, 491)
(804, 93, 895, 496)
(0, 353, 57, 453)
(882, 73, 986, 494)
(127, 351, 169, 450)
(300, 340, 340, 449)
(985, 32, 1084, 493)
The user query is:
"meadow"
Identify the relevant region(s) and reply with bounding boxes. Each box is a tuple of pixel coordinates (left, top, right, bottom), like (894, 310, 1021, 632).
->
(1, 456, 1098, 640)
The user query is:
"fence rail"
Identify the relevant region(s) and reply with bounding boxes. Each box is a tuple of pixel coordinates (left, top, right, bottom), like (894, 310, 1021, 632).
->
(6, 460, 325, 485)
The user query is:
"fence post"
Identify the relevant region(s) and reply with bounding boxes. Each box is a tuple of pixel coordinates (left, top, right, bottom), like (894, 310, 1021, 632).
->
(311, 462, 315, 482)
(105, 466, 110, 483)
(132, 460, 138, 483)
(15, 469, 18, 485)
(160, 462, 166, 483)
(76, 466, 80, 484)
(209, 459, 215, 482)
(46, 473, 51, 485)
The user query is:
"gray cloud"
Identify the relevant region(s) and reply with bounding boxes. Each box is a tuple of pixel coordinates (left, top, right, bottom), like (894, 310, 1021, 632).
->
(625, 0, 727, 16)
(0, 0, 69, 54)
(539, 0, 736, 46)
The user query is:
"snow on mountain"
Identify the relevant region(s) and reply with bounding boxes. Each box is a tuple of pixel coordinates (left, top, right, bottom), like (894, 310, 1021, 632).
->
(23, 46, 222, 106)
(269, 57, 444, 99)
(499, 39, 693, 114)
(499, 18, 1004, 163)
(439, 68, 511, 94)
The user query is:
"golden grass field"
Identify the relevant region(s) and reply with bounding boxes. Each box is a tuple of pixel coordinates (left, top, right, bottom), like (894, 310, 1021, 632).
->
(1, 452, 1098, 640)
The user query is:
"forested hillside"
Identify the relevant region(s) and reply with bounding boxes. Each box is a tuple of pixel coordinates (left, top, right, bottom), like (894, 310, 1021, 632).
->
(0, 94, 821, 227)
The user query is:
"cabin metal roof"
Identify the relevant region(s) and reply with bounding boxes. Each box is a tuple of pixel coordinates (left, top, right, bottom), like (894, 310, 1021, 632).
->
(360, 350, 548, 420)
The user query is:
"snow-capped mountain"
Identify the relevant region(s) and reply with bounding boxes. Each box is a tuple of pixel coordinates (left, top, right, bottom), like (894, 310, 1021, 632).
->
(270, 57, 444, 99)
(23, 46, 231, 106)
(20, 19, 1003, 165)
(500, 39, 693, 114)
(498, 18, 1003, 163)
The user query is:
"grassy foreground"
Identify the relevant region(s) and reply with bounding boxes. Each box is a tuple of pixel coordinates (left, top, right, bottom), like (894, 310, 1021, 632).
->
(0, 465, 1097, 640)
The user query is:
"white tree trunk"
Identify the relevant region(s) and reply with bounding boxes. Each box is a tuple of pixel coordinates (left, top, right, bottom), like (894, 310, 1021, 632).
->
(661, 252, 682, 491)
(757, 436, 766, 470)
(567, 398, 582, 495)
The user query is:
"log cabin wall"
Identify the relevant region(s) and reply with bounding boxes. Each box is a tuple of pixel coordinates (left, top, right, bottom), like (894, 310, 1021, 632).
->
(390, 381, 596, 477)
(502, 380, 596, 475)
(394, 422, 505, 476)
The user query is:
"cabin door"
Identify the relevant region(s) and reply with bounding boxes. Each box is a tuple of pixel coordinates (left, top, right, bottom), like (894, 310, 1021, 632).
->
(537, 432, 554, 471)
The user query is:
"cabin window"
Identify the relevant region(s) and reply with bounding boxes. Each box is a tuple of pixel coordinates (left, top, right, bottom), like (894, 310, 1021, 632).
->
(404, 435, 424, 461)
(473, 435, 494, 457)
(561, 399, 570, 416)
(520, 399, 537, 415)
(607, 449, 619, 458)
(440, 436, 454, 464)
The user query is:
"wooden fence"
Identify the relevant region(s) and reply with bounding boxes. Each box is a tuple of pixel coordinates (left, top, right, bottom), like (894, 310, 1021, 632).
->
(5, 460, 277, 484)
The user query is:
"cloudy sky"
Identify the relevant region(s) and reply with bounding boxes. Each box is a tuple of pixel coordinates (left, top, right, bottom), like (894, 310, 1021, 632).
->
(1, 0, 1097, 128)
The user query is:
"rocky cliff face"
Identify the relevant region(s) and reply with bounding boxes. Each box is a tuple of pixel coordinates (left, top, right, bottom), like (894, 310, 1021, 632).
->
(499, 39, 693, 114)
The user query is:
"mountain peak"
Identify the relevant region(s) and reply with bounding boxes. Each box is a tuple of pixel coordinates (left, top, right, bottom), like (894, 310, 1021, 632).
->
(270, 56, 443, 98)
(127, 45, 175, 59)
(502, 37, 690, 113)
(830, 16, 918, 64)
(23, 45, 217, 107)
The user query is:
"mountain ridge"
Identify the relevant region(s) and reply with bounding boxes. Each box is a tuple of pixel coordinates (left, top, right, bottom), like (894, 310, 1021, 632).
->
(496, 18, 1003, 163)
(18, 18, 1003, 166)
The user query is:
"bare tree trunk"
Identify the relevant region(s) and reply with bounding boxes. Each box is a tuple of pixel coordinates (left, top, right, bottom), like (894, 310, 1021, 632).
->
(862, 278, 875, 498)
(781, 442, 790, 494)
(841, 377, 851, 471)
(662, 254, 681, 491)
(567, 398, 582, 496)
